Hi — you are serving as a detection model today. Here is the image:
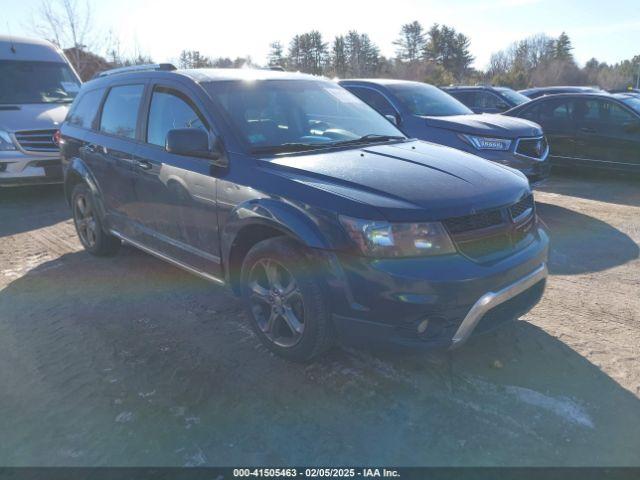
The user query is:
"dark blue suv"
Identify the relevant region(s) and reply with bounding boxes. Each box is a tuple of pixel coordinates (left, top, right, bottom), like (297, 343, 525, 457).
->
(340, 80, 550, 185)
(60, 66, 548, 361)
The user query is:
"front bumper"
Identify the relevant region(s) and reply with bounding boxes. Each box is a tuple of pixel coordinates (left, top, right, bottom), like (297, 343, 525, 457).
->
(0, 151, 63, 187)
(450, 262, 546, 348)
(473, 149, 551, 186)
(328, 227, 549, 350)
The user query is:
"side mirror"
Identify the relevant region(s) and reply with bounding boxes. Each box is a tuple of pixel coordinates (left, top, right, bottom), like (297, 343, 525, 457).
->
(385, 114, 400, 126)
(496, 102, 510, 111)
(165, 128, 225, 166)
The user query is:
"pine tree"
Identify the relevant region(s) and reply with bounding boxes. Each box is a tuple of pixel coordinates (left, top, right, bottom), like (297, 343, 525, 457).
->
(554, 32, 574, 61)
(268, 41, 286, 68)
(393, 21, 425, 62)
(331, 36, 348, 77)
(424, 24, 474, 80)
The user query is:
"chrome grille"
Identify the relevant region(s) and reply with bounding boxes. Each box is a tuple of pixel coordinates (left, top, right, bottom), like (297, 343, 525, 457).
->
(516, 137, 548, 159)
(14, 129, 58, 152)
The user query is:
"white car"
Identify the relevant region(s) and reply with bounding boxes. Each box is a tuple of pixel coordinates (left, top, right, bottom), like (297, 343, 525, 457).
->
(0, 35, 82, 187)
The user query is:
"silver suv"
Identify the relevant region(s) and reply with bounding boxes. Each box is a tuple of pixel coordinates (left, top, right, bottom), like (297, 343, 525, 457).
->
(0, 35, 82, 187)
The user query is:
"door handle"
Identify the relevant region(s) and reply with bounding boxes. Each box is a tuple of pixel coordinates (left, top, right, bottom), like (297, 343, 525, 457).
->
(580, 127, 596, 134)
(85, 143, 98, 153)
(135, 160, 152, 170)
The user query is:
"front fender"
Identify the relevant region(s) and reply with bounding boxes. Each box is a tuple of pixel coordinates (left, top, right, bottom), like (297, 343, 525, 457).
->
(221, 198, 333, 261)
(221, 198, 361, 309)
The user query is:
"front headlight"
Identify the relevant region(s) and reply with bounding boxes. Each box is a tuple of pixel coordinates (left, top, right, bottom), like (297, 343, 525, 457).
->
(0, 130, 17, 151)
(460, 134, 511, 151)
(339, 216, 456, 258)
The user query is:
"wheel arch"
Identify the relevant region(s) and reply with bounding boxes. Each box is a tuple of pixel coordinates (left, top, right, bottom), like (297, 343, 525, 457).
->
(222, 199, 332, 295)
(64, 158, 105, 217)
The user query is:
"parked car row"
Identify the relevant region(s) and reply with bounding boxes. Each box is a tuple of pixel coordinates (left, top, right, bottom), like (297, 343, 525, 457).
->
(0, 34, 634, 361)
(340, 80, 550, 184)
(443, 85, 640, 174)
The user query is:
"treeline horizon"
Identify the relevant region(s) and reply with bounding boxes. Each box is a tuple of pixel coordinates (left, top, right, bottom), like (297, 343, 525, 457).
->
(59, 21, 639, 90)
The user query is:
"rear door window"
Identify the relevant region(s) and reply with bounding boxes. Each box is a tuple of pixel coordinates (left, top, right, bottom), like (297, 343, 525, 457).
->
(67, 88, 105, 129)
(99, 84, 144, 139)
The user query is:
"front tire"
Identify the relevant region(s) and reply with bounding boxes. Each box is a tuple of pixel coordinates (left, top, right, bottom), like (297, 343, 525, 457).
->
(240, 237, 334, 362)
(71, 183, 120, 256)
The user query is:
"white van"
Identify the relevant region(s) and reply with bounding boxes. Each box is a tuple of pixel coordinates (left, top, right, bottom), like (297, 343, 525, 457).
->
(0, 35, 82, 186)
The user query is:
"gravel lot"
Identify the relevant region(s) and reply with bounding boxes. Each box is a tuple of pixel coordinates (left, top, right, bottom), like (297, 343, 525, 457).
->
(0, 173, 638, 466)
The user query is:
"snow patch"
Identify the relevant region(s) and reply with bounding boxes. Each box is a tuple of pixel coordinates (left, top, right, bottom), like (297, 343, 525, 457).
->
(505, 385, 594, 429)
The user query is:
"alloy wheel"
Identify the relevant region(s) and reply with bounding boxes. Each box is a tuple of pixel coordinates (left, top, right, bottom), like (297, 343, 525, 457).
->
(247, 258, 305, 348)
(74, 192, 98, 248)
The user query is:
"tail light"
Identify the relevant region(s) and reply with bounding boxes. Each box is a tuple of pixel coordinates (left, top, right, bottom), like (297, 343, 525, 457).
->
(53, 130, 62, 146)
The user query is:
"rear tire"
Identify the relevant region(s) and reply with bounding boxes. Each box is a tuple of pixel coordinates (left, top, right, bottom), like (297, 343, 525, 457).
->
(71, 183, 120, 256)
(240, 236, 334, 362)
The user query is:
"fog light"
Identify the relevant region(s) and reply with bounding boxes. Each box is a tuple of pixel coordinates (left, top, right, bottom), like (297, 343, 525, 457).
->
(417, 319, 429, 335)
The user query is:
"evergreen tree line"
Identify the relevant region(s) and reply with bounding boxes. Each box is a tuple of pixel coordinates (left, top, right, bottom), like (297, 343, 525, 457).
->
(266, 21, 476, 85)
(258, 23, 638, 89)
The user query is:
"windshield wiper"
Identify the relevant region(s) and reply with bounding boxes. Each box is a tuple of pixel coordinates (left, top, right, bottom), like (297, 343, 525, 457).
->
(329, 134, 406, 147)
(251, 135, 406, 155)
(251, 142, 331, 154)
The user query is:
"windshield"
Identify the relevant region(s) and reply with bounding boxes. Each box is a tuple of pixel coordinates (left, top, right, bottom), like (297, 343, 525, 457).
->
(619, 95, 640, 115)
(386, 83, 473, 116)
(496, 87, 530, 106)
(0, 60, 81, 105)
(203, 79, 404, 152)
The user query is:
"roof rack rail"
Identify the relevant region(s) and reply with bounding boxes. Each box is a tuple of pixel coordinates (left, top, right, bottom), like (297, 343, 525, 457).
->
(94, 63, 177, 79)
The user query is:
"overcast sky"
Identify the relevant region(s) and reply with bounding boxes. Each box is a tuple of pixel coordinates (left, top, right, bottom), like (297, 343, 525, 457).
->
(3, 0, 639, 69)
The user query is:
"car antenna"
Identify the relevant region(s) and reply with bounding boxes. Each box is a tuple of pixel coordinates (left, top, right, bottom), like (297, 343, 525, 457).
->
(6, 24, 17, 54)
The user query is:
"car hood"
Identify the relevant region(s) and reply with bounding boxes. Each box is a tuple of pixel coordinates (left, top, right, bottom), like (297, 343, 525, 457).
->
(0, 103, 69, 132)
(422, 113, 542, 138)
(259, 140, 530, 222)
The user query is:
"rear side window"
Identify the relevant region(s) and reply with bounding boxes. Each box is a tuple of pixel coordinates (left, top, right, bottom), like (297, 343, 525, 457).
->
(99, 84, 144, 139)
(578, 99, 636, 126)
(147, 87, 207, 146)
(67, 88, 105, 129)
(478, 91, 503, 109)
(450, 91, 475, 106)
(348, 87, 397, 117)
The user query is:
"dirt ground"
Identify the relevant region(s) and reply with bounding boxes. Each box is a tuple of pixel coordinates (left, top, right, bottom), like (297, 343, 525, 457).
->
(0, 172, 638, 467)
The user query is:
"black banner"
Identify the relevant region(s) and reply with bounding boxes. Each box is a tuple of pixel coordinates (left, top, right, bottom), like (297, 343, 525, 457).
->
(1, 468, 639, 480)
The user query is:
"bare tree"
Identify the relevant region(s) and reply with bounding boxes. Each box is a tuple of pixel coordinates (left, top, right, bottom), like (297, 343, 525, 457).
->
(31, 0, 102, 78)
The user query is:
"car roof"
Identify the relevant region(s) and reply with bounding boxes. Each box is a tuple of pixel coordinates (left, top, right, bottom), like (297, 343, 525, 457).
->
(515, 92, 622, 107)
(82, 67, 324, 89)
(0, 34, 57, 48)
(0, 34, 66, 62)
(521, 86, 601, 93)
(528, 92, 613, 99)
(612, 92, 640, 101)
(338, 78, 427, 86)
(178, 68, 320, 82)
(441, 85, 498, 91)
